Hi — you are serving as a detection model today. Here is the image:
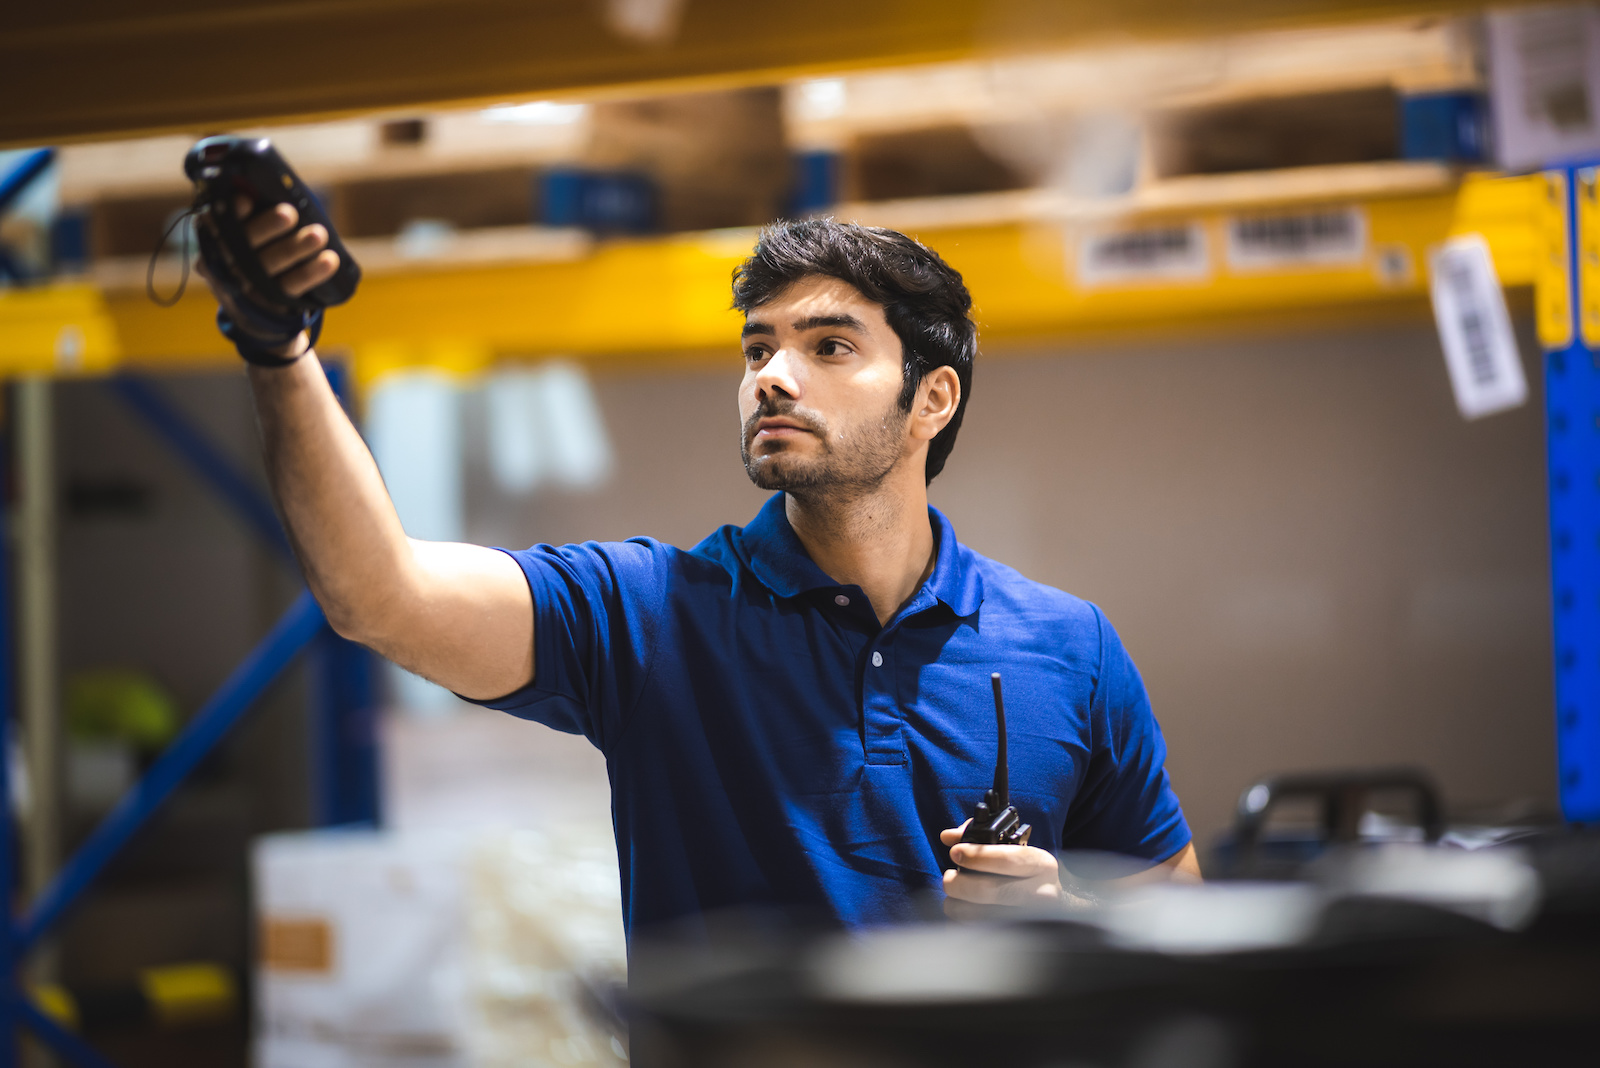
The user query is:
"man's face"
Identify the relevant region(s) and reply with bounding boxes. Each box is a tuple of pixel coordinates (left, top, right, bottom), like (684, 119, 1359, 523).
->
(738, 275, 911, 495)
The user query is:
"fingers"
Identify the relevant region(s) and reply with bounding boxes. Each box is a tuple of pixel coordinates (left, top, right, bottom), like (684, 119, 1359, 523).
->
(948, 842, 1057, 879)
(253, 215, 336, 297)
(213, 197, 333, 296)
(941, 842, 1062, 915)
(943, 866, 1061, 907)
(279, 249, 340, 298)
(245, 201, 298, 248)
(255, 220, 326, 268)
(257, 223, 326, 276)
(943, 888, 1091, 922)
(944, 896, 1006, 923)
(938, 821, 971, 847)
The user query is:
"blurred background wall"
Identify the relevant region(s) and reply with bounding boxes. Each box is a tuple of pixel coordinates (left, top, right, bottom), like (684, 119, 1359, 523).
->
(458, 318, 1555, 848)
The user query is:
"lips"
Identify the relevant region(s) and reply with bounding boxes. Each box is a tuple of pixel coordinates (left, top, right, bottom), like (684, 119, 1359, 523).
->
(755, 419, 809, 436)
(744, 404, 822, 452)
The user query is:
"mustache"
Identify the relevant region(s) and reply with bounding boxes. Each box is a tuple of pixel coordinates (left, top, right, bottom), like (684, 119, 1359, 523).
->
(743, 399, 825, 441)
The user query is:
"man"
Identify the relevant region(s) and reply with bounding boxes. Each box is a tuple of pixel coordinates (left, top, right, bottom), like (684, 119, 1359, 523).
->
(202, 199, 1200, 940)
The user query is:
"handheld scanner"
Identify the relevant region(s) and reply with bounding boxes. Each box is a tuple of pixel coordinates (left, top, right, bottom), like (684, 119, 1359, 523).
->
(960, 673, 1032, 850)
(184, 136, 361, 314)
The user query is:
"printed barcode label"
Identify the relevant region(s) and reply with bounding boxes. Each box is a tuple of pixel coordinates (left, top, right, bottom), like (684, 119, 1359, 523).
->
(1429, 234, 1528, 420)
(1225, 208, 1367, 270)
(1077, 223, 1208, 286)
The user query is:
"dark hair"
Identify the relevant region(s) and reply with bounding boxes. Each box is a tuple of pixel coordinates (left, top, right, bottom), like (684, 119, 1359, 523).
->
(731, 219, 976, 483)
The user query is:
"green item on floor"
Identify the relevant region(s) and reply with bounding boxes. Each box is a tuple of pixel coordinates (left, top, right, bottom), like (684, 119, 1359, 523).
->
(65, 670, 180, 753)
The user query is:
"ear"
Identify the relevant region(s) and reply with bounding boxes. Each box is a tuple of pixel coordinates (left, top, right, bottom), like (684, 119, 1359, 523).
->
(909, 365, 960, 443)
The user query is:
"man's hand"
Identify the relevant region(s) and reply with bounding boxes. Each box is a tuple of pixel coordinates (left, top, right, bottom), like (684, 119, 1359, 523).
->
(939, 824, 1205, 920)
(939, 821, 1062, 920)
(194, 196, 340, 359)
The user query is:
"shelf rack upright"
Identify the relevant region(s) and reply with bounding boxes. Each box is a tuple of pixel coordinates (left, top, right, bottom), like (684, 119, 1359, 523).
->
(0, 357, 380, 1067)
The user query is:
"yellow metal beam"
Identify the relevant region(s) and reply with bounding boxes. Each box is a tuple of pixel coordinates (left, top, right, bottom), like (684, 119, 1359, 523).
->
(0, 286, 122, 377)
(0, 173, 1547, 383)
(0, 0, 1533, 148)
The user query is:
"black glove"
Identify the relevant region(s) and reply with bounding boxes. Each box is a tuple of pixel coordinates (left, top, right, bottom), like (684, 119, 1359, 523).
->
(213, 296, 322, 368)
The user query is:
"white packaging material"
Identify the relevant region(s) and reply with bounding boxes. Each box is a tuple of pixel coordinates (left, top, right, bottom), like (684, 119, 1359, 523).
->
(254, 824, 625, 1068)
(255, 829, 469, 1068)
(462, 829, 628, 1068)
(1488, 4, 1600, 171)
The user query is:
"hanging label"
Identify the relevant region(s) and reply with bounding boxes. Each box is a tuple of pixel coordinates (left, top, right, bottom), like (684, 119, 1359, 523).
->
(1225, 207, 1367, 270)
(1429, 234, 1528, 420)
(1076, 223, 1209, 286)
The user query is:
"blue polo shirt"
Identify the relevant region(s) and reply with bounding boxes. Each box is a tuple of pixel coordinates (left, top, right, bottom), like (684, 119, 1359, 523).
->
(477, 493, 1190, 939)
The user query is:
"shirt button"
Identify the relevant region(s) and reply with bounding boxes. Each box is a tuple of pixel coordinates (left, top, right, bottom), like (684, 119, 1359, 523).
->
(834, 594, 850, 606)
(871, 651, 883, 667)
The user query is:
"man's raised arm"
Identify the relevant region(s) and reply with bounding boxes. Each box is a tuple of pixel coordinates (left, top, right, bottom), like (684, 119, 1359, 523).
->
(210, 200, 534, 701)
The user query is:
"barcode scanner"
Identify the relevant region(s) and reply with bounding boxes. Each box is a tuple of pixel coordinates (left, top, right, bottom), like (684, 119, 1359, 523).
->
(960, 673, 1032, 852)
(184, 136, 361, 316)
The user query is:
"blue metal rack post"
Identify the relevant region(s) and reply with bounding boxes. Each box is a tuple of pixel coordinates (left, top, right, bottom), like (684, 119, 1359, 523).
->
(0, 151, 53, 218)
(314, 361, 383, 827)
(0, 150, 57, 282)
(1547, 165, 1600, 823)
(0, 370, 383, 1066)
(109, 372, 381, 826)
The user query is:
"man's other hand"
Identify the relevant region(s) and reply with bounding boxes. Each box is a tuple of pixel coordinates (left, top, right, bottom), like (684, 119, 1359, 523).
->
(195, 197, 340, 359)
(939, 824, 1204, 920)
(939, 821, 1062, 920)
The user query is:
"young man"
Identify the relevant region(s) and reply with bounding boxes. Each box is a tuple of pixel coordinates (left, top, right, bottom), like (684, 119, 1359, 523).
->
(202, 201, 1200, 940)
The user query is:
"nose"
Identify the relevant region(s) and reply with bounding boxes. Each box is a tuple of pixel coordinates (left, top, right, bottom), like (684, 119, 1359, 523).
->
(754, 345, 802, 404)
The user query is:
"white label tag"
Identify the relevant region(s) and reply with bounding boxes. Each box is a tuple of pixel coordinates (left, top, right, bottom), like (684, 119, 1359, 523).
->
(1076, 223, 1209, 286)
(1225, 207, 1367, 270)
(1429, 234, 1529, 420)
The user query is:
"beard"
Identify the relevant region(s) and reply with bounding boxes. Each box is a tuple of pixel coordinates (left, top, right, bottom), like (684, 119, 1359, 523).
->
(741, 394, 908, 497)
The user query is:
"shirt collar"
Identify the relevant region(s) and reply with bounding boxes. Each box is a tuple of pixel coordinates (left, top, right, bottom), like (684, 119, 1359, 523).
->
(739, 493, 984, 618)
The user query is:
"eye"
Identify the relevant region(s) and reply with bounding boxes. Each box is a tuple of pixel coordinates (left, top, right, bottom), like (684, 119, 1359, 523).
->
(817, 338, 854, 357)
(743, 344, 770, 363)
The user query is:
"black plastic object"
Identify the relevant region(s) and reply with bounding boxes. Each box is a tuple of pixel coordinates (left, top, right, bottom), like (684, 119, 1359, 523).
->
(1217, 767, 1444, 879)
(627, 830, 1600, 1068)
(960, 672, 1032, 849)
(184, 136, 360, 314)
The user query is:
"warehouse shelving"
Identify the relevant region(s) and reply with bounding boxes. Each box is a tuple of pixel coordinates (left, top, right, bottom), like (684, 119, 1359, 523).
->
(0, 358, 380, 1067)
(0, 166, 1547, 383)
(0, 4, 1593, 1066)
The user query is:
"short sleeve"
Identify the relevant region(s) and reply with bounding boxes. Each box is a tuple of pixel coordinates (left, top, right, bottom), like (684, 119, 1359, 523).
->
(1059, 606, 1192, 863)
(463, 539, 671, 752)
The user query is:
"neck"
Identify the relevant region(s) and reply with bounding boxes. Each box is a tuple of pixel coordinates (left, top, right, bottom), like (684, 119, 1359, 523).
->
(785, 471, 935, 627)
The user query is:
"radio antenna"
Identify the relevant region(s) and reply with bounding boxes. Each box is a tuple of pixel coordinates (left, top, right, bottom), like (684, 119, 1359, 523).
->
(959, 671, 1030, 848)
(991, 672, 1008, 804)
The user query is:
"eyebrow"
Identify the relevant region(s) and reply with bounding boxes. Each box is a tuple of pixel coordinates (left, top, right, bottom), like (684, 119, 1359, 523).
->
(741, 313, 868, 339)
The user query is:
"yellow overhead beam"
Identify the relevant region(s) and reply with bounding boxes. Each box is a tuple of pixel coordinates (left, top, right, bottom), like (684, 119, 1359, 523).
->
(0, 172, 1546, 384)
(0, 0, 1530, 148)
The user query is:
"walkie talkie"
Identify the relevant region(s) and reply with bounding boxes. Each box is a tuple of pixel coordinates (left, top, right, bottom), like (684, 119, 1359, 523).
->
(184, 136, 361, 313)
(960, 672, 1032, 849)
